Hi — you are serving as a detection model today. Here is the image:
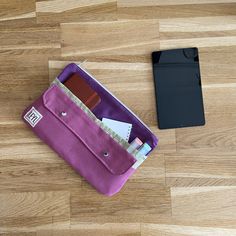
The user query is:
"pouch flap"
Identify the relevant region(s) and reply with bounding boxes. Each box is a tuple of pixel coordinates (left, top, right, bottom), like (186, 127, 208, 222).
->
(43, 85, 136, 175)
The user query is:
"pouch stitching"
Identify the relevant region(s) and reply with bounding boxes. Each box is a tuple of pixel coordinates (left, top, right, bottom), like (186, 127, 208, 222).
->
(70, 63, 158, 149)
(42, 85, 136, 175)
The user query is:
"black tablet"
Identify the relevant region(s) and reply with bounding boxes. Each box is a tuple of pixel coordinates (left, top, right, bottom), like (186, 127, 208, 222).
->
(152, 47, 205, 129)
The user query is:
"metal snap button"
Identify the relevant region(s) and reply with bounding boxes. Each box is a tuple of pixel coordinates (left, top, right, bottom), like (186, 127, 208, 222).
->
(61, 111, 67, 116)
(103, 151, 109, 157)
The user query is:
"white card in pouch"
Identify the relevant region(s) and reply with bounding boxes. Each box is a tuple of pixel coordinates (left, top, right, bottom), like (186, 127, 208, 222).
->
(102, 118, 132, 142)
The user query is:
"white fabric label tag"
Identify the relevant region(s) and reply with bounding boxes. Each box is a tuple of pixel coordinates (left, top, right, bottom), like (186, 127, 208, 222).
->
(24, 107, 43, 127)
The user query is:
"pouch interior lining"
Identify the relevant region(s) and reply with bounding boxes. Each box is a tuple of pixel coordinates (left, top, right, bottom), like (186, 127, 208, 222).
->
(51, 78, 142, 160)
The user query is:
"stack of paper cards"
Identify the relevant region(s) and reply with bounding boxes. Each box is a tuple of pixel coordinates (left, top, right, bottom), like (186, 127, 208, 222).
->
(102, 118, 132, 142)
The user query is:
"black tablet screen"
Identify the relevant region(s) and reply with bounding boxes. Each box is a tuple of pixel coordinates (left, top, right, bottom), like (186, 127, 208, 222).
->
(152, 47, 205, 129)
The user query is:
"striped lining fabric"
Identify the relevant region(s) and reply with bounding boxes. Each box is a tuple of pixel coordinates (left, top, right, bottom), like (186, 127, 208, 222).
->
(51, 78, 142, 161)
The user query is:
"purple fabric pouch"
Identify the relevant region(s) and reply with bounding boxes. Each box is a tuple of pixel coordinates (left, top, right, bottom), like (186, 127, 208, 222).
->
(22, 63, 158, 196)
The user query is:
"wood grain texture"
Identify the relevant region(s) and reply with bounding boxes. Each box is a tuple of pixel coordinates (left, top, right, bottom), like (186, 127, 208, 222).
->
(165, 154, 236, 187)
(117, 2, 236, 20)
(36, 0, 117, 23)
(0, 0, 236, 235)
(37, 223, 141, 236)
(60, 20, 159, 62)
(0, 0, 36, 23)
(71, 182, 171, 224)
(141, 223, 236, 236)
(171, 186, 236, 226)
(0, 191, 70, 218)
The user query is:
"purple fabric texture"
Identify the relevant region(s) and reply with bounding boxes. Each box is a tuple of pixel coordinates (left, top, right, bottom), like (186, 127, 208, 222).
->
(57, 63, 158, 150)
(22, 63, 158, 196)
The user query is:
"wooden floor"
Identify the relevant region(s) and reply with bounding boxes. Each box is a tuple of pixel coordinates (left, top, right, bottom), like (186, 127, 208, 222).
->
(0, 0, 236, 235)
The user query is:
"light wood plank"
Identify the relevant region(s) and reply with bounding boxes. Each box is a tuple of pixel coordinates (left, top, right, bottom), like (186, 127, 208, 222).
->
(165, 154, 236, 187)
(176, 113, 236, 155)
(131, 153, 165, 185)
(36, 0, 117, 23)
(0, 23, 61, 124)
(36, 0, 116, 13)
(118, 3, 236, 20)
(118, 0, 236, 7)
(159, 16, 236, 33)
(171, 186, 236, 225)
(37, 223, 141, 236)
(0, 123, 52, 156)
(0, 25, 60, 50)
(71, 182, 171, 223)
(202, 86, 236, 113)
(0, 233, 37, 236)
(0, 156, 82, 193)
(0, 191, 70, 218)
(0, 0, 35, 22)
(160, 36, 236, 50)
(141, 223, 236, 236)
(199, 46, 236, 85)
(60, 20, 159, 60)
(0, 215, 69, 234)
